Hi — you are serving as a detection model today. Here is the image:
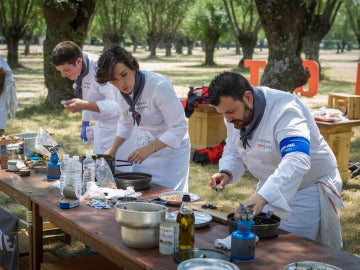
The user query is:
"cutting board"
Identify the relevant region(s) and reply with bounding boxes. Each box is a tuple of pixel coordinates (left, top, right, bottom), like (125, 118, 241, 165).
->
(190, 201, 235, 224)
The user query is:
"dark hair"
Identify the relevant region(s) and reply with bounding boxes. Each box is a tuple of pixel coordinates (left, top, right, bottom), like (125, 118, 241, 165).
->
(208, 72, 253, 106)
(96, 45, 139, 84)
(51, 41, 82, 66)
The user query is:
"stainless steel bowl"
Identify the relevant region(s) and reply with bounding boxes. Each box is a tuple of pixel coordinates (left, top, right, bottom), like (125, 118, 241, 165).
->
(115, 202, 167, 249)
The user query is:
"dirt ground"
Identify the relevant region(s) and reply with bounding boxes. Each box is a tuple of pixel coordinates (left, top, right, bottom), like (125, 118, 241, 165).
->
(0, 44, 359, 108)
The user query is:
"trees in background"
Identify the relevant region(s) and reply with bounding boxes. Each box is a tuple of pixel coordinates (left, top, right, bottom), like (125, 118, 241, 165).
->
(255, 0, 317, 92)
(223, 0, 261, 67)
(93, 0, 138, 50)
(345, 0, 360, 48)
(43, 0, 96, 105)
(140, 0, 192, 57)
(186, 0, 229, 65)
(0, 0, 41, 68)
(302, 0, 342, 75)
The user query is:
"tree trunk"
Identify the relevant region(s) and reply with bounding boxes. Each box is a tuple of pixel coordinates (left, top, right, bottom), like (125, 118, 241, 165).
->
(6, 37, 20, 68)
(42, 1, 96, 107)
(303, 37, 321, 77)
(102, 31, 124, 50)
(256, 0, 315, 92)
(163, 33, 173, 57)
(186, 37, 193, 55)
(238, 32, 257, 67)
(130, 34, 138, 53)
(147, 31, 161, 58)
(204, 40, 217, 66)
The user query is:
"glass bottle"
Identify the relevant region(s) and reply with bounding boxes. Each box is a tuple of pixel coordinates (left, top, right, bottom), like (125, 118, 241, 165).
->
(176, 194, 195, 250)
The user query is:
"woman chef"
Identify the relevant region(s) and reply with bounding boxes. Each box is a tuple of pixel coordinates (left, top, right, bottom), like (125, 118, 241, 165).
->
(51, 41, 134, 168)
(95, 45, 190, 192)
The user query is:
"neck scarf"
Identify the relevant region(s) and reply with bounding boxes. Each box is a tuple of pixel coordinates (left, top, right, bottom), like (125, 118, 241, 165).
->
(240, 87, 266, 149)
(74, 53, 90, 99)
(121, 71, 145, 126)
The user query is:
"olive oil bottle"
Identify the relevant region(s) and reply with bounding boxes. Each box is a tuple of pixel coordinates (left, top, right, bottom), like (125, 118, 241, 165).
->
(176, 194, 195, 249)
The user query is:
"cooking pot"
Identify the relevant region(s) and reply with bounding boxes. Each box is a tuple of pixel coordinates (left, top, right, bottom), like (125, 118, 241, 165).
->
(115, 202, 167, 249)
(7, 159, 25, 172)
(114, 172, 152, 191)
(227, 212, 281, 239)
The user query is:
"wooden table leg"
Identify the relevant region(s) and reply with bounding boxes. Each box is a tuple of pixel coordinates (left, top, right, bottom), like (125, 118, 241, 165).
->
(31, 201, 43, 270)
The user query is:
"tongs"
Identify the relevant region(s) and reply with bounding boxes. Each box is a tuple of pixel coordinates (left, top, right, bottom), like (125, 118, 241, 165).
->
(115, 159, 133, 167)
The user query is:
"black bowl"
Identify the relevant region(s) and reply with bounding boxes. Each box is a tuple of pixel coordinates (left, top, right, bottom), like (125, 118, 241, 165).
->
(227, 212, 281, 239)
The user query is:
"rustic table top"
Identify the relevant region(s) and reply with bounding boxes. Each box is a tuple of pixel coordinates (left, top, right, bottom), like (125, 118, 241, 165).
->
(1, 170, 359, 270)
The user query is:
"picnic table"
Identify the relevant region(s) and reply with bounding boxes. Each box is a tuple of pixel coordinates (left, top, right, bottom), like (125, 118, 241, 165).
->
(0, 169, 359, 270)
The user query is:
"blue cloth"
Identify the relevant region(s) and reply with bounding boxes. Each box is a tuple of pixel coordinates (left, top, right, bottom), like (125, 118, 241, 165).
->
(81, 121, 90, 143)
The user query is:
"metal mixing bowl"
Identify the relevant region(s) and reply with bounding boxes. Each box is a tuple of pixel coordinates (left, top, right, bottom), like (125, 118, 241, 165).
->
(115, 202, 167, 249)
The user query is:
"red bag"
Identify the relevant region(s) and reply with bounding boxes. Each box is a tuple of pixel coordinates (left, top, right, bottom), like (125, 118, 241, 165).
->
(182, 86, 209, 118)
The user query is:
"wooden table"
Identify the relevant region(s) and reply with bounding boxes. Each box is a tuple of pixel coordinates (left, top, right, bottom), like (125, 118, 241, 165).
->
(1, 170, 359, 270)
(316, 119, 360, 182)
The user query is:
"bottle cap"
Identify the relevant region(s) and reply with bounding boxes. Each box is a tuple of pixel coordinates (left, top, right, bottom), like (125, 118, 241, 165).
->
(85, 152, 92, 158)
(63, 154, 69, 159)
(182, 194, 191, 202)
(73, 155, 79, 160)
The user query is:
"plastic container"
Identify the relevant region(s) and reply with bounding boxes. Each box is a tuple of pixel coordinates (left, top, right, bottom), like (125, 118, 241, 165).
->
(15, 133, 37, 156)
(60, 154, 70, 197)
(65, 156, 82, 199)
(82, 152, 95, 194)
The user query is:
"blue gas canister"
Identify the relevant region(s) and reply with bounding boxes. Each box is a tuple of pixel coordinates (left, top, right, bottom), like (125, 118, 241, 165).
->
(230, 205, 256, 262)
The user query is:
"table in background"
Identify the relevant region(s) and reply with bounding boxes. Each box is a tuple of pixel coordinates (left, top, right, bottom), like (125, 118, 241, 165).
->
(188, 104, 226, 149)
(1, 170, 359, 270)
(316, 119, 360, 183)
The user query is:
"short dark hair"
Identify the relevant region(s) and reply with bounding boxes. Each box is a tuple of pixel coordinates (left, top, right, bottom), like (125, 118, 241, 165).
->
(208, 72, 253, 106)
(96, 45, 139, 84)
(51, 41, 82, 66)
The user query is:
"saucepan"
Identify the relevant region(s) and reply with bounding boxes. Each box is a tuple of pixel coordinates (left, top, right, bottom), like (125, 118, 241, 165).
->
(113, 172, 152, 191)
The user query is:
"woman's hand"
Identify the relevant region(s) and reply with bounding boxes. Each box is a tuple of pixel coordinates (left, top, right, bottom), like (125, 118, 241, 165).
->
(128, 144, 155, 164)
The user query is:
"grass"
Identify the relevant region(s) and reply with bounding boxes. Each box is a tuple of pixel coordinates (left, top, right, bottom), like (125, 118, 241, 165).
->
(0, 44, 359, 258)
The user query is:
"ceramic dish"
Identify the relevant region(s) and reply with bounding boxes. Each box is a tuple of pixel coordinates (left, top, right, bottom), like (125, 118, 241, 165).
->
(284, 261, 342, 270)
(159, 191, 200, 206)
(167, 211, 212, 228)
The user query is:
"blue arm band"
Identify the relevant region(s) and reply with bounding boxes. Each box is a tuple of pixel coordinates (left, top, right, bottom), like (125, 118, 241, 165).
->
(279, 136, 310, 158)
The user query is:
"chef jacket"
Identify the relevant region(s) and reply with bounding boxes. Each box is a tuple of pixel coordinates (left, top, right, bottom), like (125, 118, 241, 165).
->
(73, 52, 134, 164)
(0, 56, 18, 129)
(115, 71, 190, 192)
(219, 86, 343, 248)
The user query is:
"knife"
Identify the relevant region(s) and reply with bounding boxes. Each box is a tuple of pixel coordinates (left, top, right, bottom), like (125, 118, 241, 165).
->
(215, 184, 221, 197)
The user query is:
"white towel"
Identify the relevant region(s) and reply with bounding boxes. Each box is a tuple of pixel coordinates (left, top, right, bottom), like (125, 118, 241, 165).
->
(214, 234, 259, 250)
(318, 178, 344, 249)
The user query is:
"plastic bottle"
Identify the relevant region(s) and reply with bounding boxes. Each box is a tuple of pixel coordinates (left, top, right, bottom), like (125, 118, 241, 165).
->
(72, 155, 83, 198)
(176, 194, 195, 250)
(82, 152, 95, 194)
(59, 154, 70, 197)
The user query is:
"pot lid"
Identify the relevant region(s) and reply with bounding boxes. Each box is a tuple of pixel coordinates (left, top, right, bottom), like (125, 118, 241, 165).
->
(177, 258, 239, 270)
(173, 248, 229, 264)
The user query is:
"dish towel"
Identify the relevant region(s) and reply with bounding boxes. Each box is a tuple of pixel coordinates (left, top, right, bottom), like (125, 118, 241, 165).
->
(214, 234, 259, 250)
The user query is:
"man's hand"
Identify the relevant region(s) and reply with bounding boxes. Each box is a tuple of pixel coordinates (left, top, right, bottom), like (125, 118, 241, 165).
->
(209, 172, 230, 191)
(235, 193, 267, 220)
(64, 98, 86, 113)
(81, 121, 90, 143)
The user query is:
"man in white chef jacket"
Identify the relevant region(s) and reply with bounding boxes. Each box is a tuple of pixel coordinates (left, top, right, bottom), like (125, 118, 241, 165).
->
(208, 72, 344, 249)
(51, 41, 134, 167)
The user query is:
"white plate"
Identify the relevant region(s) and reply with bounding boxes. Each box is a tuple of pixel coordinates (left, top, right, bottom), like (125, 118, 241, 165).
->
(284, 261, 342, 270)
(167, 211, 212, 228)
(159, 191, 200, 206)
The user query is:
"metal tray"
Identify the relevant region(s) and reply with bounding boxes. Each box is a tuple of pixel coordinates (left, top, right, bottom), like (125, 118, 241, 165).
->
(167, 211, 212, 228)
(177, 258, 239, 270)
(173, 248, 229, 264)
(159, 191, 200, 206)
(284, 261, 342, 270)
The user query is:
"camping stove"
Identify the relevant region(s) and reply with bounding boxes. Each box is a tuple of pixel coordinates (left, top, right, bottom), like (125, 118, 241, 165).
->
(231, 204, 256, 262)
